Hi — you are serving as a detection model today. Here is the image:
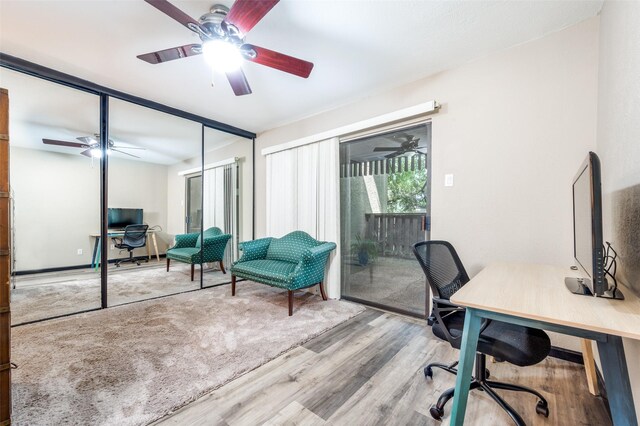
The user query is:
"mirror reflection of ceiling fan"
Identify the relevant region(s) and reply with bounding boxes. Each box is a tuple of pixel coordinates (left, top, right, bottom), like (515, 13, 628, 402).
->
(42, 135, 145, 159)
(373, 133, 427, 159)
(137, 0, 314, 96)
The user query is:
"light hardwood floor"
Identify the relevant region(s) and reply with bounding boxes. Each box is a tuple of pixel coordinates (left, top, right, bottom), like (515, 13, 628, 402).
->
(156, 309, 611, 426)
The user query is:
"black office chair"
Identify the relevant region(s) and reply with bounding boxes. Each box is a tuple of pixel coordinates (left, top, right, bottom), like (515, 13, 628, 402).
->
(113, 224, 149, 267)
(412, 241, 551, 425)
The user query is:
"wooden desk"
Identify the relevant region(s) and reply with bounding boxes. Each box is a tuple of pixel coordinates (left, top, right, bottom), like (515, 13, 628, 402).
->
(449, 262, 640, 426)
(90, 229, 160, 270)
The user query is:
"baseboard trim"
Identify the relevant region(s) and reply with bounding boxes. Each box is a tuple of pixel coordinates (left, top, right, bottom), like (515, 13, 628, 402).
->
(340, 295, 426, 319)
(548, 346, 584, 365)
(13, 255, 168, 276)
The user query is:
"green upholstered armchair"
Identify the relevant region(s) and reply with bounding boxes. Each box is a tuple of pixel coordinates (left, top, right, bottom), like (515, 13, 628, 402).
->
(166, 227, 232, 281)
(230, 231, 337, 316)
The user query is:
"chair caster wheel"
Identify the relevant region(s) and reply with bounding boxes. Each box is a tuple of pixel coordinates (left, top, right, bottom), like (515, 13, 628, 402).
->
(429, 405, 444, 420)
(536, 401, 549, 417)
(115, 264, 120, 268)
(424, 366, 433, 379)
(136, 262, 140, 266)
(485, 368, 490, 378)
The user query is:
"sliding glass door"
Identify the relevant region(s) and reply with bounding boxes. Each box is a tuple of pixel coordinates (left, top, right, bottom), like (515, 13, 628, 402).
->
(185, 175, 202, 234)
(340, 124, 431, 317)
(201, 127, 252, 288)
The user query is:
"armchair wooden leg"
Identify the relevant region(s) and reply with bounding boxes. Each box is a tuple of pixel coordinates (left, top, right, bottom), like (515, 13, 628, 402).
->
(288, 290, 293, 316)
(190, 264, 194, 281)
(231, 275, 236, 296)
(166, 258, 170, 272)
(219, 260, 226, 274)
(318, 281, 328, 301)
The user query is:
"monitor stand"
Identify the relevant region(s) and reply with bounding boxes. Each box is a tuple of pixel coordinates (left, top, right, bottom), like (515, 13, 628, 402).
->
(565, 277, 625, 300)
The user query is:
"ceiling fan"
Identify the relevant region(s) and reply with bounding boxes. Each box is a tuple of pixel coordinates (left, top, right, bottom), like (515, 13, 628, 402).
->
(137, 0, 314, 96)
(42, 135, 145, 159)
(373, 134, 427, 159)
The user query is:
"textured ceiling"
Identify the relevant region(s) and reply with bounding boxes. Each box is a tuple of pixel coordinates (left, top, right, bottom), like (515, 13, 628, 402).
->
(0, 0, 603, 135)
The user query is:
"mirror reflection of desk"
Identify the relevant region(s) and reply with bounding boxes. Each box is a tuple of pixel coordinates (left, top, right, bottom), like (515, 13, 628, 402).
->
(89, 229, 160, 270)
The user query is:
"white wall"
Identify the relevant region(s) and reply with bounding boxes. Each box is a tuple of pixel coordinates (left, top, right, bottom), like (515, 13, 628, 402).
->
(596, 0, 640, 417)
(255, 19, 600, 351)
(255, 18, 599, 271)
(108, 156, 170, 257)
(11, 146, 169, 270)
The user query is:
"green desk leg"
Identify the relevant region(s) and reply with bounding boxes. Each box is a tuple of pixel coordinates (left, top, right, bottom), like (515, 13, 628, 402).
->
(598, 335, 638, 426)
(94, 237, 101, 272)
(450, 308, 482, 426)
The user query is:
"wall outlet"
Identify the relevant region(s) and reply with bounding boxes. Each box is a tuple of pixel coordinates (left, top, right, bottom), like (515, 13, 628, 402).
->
(77, 249, 83, 255)
(110, 244, 115, 250)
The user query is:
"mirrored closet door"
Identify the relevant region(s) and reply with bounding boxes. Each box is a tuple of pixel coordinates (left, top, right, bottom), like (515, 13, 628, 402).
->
(107, 98, 202, 306)
(2, 68, 101, 324)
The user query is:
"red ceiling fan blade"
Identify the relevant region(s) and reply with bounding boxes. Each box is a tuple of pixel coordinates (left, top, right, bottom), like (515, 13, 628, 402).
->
(144, 0, 204, 33)
(224, 0, 279, 35)
(242, 44, 313, 78)
(111, 148, 141, 159)
(225, 68, 252, 96)
(385, 151, 405, 159)
(43, 139, 90, 149)
(111, 145, 146, 150)
(137, 44, 202, 64)
(76, 136, 98, 145)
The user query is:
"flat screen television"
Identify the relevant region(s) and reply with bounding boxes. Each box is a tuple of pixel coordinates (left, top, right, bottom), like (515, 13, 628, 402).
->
(566, 152, 623, 299)
(108, 208, 143, 229)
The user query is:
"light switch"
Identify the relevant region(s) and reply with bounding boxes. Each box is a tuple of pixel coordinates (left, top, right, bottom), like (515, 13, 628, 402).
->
(445, 174, 454, 187)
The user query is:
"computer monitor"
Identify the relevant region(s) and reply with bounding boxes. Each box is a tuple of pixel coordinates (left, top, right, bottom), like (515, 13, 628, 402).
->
(107, 208, 143, 229)
(565, 152, 623, 299)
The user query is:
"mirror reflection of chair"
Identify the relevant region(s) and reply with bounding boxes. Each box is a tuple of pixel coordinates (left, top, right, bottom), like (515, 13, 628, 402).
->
(113, 224, 149, 267)
(412, 240, 551, 425)
(166, 227, 232, 281)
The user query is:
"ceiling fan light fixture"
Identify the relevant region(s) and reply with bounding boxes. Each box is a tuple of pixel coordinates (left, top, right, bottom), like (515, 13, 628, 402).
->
(90, 148, 112, 158)
(202, 39, 242, 72)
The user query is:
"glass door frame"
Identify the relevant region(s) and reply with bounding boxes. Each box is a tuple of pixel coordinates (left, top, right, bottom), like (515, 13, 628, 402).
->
(339, 122, 432, 319)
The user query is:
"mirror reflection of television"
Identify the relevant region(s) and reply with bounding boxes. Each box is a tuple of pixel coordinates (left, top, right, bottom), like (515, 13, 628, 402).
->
(108, 208, 143, 229)
(566, 152, 623, 299)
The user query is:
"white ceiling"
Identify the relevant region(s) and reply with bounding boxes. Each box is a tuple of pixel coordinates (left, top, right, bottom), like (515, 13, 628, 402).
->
(0, 0, 603, 135)
(0, 67, 243, 165)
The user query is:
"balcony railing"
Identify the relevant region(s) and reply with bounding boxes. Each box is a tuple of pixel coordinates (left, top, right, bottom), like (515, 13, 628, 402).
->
(364, 213, 430, 258)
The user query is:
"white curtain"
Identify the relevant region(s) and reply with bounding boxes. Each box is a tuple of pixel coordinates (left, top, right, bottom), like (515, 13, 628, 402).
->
(203, 163, 238, 265)
(266, 138, 341, 298)
(203, 166, 225, 229)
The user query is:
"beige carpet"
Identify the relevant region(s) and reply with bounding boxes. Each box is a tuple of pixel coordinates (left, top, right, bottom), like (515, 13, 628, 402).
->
(11, 263, 230, 324)
(11, 282, 365, 426)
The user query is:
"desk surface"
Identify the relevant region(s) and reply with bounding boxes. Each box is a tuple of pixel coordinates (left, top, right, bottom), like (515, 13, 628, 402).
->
(90, 229, 158, 237)
(451, 262, 640, 340)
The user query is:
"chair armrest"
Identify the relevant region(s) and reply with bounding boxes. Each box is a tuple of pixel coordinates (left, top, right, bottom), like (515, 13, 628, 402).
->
(203, 234, 232, 247)
(432, 297, 491, 341)
(236, 237, 273, 262)
(171, 233, 199, 249)
(289, 242, 337, 287)
(301, 242, 337, 263)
